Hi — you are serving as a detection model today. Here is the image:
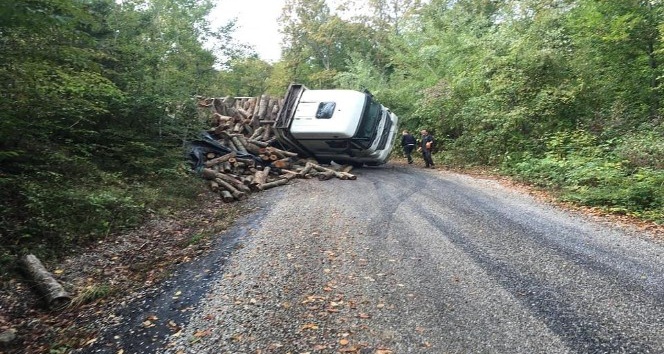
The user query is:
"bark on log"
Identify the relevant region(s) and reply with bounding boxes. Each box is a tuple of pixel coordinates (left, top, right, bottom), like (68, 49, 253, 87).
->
(340, 165, 354, 173)
(201, 168, 251, 193)
(266, 146, 298, 158)
(298, 162, 315, 177)
(271, 102, 280, 119)
(20, 254, 71, 310)
(261, 124, 272, 141)
(205, 152, 236, 167)
(251, 166, 271, 190)
(221, 161, 232, 173)
(272, 158, 292, 170)
(278, 170, 299, 181)
(317, 169, 337, 181)
(220, 190, 234, 203)
(244, 142, 262, 155)
(258, 178, 289, 190)
(237, 107, 250, 119)
(233, 122, 243, 133)
(215, 173, 251, 193)
(215, 178, 246, 200)
(247, 139, 269, 148)
(258, 94, 269, 120)
(311, 163, 357, 180)
(243, 124, 254, 136)
(249, 126, 264, 140)
(230, 136, 248, 155)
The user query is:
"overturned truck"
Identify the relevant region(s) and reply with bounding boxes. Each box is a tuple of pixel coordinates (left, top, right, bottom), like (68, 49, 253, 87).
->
(274, 84, 399, 167)
(190, 84, 399, 201)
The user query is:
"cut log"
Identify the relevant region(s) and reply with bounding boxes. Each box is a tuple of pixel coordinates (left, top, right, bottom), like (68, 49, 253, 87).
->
(237, 107, 250, 119)
(258, 178, 289, 190)
(340, 165, 354, 173)
(234, 157, 255, 166)
(201, 168, 251, 193)
(317, 169, 337, 181)
(258, 94, 269, 120)
(220, 190, 234, 203)
(247, 139, 269, 148)
(215, 178, 246, 200)
(249, 126, 264, 140)
(233, 122, 243, 133)
(251, 166, 271, 190)
(298, 162, 315, 177)
(20, 254, 71, 310)
(266, 146, 298, 158)
(272, 158, 292, 170)
(261, 124, 272, 141)
(230, 136, 248, 155)
(311, 163, 356, 180)
(243, 124, 254, 136)
(244, 142, 262, 155)
(205, 152, 236, 168)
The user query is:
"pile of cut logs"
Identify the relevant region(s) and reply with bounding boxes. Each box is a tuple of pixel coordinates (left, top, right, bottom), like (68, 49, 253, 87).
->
(195, 95, 356, 202)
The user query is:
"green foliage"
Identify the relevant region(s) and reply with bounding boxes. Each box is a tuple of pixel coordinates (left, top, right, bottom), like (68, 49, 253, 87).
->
(614, 131, 664, 169)
(503, 131, 664, 222)
(0, 0, 230, 272)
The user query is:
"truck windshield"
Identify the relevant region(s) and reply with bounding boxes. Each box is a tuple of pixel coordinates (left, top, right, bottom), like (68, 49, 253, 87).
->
(352, 98, 382, 148)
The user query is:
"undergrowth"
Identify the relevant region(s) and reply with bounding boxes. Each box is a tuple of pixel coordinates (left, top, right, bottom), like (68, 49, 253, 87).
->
(0, 147, 207, 277)
(498, 130, 664, 223)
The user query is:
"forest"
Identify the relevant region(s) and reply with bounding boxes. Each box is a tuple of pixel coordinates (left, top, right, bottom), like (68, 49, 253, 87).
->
(1, 0, 663, 271)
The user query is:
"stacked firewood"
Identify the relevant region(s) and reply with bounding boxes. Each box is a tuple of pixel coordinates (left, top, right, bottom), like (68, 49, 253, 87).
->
(194, 95, 356, 202)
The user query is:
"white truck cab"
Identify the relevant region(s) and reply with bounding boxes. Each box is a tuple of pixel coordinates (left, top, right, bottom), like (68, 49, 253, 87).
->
(274, 84, 399, 166)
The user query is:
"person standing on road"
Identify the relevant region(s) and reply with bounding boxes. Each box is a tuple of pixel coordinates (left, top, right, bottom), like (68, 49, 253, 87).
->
(401, 130, 417, 164)
(419, 129, 435, 168)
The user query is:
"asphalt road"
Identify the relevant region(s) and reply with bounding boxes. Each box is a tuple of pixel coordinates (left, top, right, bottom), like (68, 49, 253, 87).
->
(82, 164, 664, 354)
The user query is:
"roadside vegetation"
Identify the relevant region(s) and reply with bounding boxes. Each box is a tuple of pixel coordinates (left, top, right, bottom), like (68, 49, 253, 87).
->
(1, 0, 663, 276)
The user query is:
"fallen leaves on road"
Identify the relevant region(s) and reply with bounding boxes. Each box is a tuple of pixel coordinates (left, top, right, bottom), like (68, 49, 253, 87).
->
(300, 323, 320, 331)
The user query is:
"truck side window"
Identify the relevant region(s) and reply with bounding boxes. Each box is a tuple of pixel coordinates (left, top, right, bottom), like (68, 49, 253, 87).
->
(316, 102, 336, 119)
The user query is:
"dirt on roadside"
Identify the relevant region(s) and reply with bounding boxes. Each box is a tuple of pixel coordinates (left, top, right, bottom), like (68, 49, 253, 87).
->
(0, 192, 241, 354)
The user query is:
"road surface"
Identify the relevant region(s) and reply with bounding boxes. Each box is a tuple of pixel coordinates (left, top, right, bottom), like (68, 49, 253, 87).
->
(82, 164, 664, 354)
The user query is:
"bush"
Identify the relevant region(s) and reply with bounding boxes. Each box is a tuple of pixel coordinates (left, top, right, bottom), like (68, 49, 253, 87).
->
(614, 132, 664, 169)
(0, 146, 206, 276)
(502, 130, 664, 223)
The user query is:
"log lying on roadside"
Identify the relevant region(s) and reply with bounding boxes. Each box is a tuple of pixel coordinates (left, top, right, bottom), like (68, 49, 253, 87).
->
(194, 94, 358, 202)
(20, 254, 71, 310)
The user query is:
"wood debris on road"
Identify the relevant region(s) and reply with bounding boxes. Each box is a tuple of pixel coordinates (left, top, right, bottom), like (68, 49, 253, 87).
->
(193, 95, 356, 202)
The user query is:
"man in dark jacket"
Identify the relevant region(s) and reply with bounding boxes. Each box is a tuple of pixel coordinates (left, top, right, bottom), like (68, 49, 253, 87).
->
(401, 130, 416, 164)
(419, 129, 435, 168)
